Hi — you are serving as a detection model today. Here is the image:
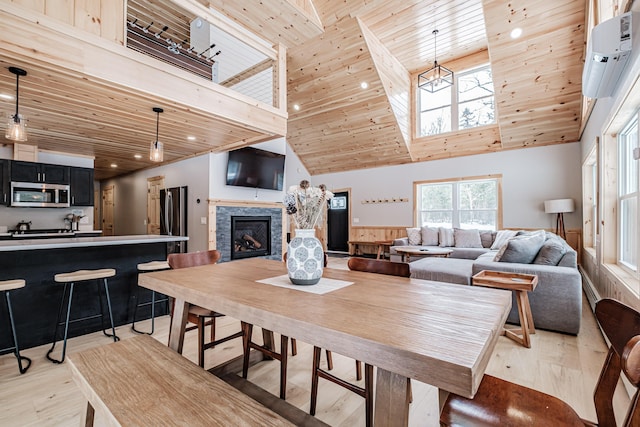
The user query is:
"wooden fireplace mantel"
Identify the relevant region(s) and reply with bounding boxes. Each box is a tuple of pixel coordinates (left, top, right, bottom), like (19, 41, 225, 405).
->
(207, 199, 287, 255)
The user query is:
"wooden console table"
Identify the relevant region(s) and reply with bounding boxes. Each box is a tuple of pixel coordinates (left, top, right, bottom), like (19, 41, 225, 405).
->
(472, 270, 538, 348)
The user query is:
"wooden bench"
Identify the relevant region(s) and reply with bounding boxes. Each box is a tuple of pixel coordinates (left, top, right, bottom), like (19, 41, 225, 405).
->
(67, 335, 294, 426)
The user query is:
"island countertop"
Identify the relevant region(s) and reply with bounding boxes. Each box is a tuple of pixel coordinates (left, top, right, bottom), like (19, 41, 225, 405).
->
(0, 234, 189, 251)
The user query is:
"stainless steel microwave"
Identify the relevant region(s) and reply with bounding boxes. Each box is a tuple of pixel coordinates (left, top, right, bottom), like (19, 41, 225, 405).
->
(11, 182, 70, 208)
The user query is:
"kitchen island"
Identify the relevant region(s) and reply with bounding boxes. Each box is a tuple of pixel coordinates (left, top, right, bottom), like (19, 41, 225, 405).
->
(0, 235, 188, 350)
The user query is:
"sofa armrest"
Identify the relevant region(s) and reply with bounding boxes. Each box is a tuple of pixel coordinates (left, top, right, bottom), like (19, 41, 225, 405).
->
(392, 237, 409, 246)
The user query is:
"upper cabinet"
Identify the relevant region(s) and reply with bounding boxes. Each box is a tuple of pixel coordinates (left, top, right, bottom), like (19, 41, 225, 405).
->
(70, 167, 94, 206)
(10, 161, 70, 185)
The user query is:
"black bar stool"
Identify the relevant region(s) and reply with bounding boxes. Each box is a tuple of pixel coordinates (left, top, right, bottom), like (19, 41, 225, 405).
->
(0, 279, 31, 374)
(132, 260, 170, 335)
(46, 269, 119, 364)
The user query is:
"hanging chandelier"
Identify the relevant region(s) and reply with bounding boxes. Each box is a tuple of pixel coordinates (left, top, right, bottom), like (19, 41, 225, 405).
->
(5, 67, 28, 141)
(418, 30, 454, 93)
(150, 107, 164, 162)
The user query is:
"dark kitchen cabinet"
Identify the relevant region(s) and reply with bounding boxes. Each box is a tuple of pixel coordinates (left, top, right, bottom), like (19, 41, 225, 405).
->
(10, 160, 70, 184)
(70, 167, 94, 206)
(0, 159, 8, 206)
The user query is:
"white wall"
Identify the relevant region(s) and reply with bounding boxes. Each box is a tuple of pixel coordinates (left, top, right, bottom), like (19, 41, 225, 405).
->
(210, 138, 290, 202)
(0, 147, 95, 230)
(313, 142, 583, 230)
(101, 154, 210, 252)
(101, 138, 296, 253)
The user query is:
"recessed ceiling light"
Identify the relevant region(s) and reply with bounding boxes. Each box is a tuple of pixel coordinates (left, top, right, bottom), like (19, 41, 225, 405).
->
(510, 28, 523, 39)
(360, 81, 369, 89)
(293, 104, 300, 111)
(187, 136, 196, 141)
(110, 163, 118, 168)
(0, 93, 14, 101)
(134, 154, 142, 159)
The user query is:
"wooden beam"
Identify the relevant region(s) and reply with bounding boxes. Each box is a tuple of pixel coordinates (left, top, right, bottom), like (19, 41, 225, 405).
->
(220, 58, 272, 87)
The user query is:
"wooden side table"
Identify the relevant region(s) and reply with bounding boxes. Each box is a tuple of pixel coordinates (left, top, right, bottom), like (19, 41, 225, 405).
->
(374, 240, 393, 260)
(472, 270, 538, 348)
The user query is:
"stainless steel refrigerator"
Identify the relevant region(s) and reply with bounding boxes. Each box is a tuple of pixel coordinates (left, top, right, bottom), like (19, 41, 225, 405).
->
(160, 186, 187, 254)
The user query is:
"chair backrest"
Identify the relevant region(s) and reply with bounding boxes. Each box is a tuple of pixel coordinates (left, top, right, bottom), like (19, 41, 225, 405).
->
(282, 251, 328, 267)
(594, 298, 640, 427)
(167, 250, 221, 269)
(347, 258, 410, 277)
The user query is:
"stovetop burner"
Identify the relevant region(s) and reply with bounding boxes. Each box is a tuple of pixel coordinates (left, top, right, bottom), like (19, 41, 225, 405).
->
(12, 229, 75, 235)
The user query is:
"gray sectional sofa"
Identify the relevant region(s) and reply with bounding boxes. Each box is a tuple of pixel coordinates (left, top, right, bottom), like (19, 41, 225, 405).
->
(390, 228, 582, 335)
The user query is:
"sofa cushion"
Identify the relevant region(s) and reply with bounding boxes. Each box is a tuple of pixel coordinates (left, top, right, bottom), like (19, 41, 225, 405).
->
(409, 257, 474, 285)
(454, 229, 482, 248)
(533, 238, 567, 265)
(439, 227, 455, 247)
(496, 231, 546, 264)
(421, 226, 439, 246)
(490, 230, 518, 249)
(480, 231, 496, 248)
(406, 227, 421, 245)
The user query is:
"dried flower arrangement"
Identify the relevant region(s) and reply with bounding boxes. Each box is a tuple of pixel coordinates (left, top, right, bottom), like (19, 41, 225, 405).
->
(283, 180, 334, 229)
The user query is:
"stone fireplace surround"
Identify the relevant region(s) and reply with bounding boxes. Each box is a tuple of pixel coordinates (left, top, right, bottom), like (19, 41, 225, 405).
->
(209, 200, 284, 263)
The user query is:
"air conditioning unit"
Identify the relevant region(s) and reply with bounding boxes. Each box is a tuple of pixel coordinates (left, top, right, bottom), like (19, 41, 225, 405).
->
(582, 12, 636, 98)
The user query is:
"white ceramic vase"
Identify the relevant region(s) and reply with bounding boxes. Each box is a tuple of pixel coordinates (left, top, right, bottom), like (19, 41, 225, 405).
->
(286, 229, 324, 285)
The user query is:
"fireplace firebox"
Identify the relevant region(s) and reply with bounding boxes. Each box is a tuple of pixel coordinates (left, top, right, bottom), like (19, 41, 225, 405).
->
(230, 216, 271, 260)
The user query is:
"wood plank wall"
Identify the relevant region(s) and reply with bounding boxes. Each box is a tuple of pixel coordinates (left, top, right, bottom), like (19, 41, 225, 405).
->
(11, 0, 125, 44)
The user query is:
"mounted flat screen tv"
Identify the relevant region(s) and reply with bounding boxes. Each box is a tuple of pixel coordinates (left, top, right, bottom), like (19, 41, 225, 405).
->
(226, 147, 285, 191)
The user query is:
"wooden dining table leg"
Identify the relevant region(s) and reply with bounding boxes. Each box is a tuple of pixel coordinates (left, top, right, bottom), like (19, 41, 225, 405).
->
(262, 328, 276, 360)
(168, 298, 188, 353)
(374, 368, 410, 427)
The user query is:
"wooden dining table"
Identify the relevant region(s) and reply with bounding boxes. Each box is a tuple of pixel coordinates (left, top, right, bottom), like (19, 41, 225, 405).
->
(139, 258, 511, 426)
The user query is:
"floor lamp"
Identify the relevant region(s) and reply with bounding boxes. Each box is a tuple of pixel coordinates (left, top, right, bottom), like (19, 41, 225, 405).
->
(544, 199, 575, 239)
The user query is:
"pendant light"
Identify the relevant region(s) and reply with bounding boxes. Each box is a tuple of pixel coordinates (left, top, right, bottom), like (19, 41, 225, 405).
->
(5, 67, 28, 141)
(418, 29, 454, 93)
(150, 107, 164, 162)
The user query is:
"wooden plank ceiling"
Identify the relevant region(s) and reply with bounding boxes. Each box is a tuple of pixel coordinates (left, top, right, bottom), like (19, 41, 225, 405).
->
(210, 0, 586, 175)
(0, 0, 586, 179)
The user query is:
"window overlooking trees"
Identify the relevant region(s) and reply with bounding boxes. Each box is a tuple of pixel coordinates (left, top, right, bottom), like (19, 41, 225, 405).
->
(418, 65, 495, 137)
(618, 115, 638, 271)
(415, 176, 501, 230)
(583, 145, 598, 250)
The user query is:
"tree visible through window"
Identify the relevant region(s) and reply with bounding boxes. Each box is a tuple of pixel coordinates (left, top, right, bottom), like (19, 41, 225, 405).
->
(415, 176, 501, 230)
(618, 115, 638, 271)
(418, 65, 495, 137)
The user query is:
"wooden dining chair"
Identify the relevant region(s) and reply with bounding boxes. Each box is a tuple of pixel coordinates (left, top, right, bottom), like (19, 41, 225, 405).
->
(167, 250, 243, 369)
(309, 257, 412, 426)
(440, 297, 640, 426)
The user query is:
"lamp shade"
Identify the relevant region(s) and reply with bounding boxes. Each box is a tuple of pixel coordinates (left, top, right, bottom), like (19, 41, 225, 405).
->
(544, 198, 575, 214)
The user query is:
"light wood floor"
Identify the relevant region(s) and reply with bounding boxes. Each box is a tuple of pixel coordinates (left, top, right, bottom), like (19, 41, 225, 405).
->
(0, 257, 630, 426)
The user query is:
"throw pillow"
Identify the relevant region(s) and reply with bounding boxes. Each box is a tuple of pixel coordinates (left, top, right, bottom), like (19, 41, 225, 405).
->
(490, 229, 518, 249)
(406, 228, 421, 245)
(480, 231, 496, 248)
(439, 227, 455, 247)
(421, 226, 439, 246)
(498, 231, 546, 264)
(533, 238, 567, 265)
(454, 229, 482, 248)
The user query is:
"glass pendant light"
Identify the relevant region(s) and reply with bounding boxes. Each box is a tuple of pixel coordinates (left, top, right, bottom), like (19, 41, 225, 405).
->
(150, 107, 164, 162)
(5, 67, 28, 141)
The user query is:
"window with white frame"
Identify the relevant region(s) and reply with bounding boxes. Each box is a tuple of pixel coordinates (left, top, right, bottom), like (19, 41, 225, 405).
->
(583, 145, 598, 249)
(618, 115, 638, 271)
(415, 176, 501, 230)
(418, 65, 495, 137)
